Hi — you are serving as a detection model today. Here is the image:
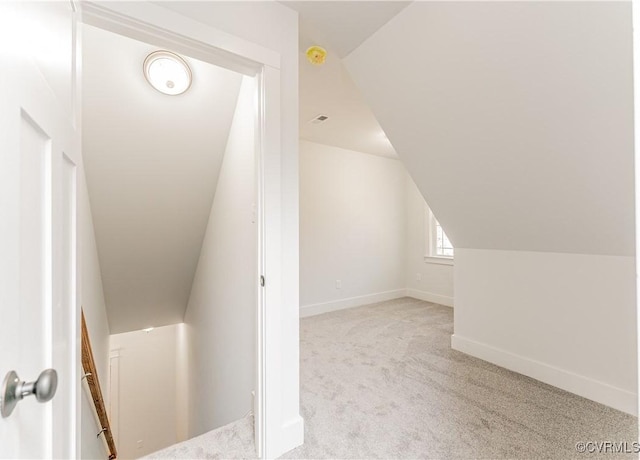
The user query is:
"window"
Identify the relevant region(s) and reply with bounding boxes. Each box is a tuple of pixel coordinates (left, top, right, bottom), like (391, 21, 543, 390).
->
(435, 220, 454, 257)
(425, 207, 453, 264)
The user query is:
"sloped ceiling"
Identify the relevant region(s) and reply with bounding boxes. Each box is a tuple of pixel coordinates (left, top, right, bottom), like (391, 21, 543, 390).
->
(299, 41, 396, 158)
(285, 1, 410, 58)
(345, 1, 634, 256)
(82, 24, 243, 333)
(288, 1, 409, 157)
(156, 1, 402, 158)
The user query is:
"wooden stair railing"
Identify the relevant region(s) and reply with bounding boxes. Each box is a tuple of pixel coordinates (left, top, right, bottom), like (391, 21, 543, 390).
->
(81, 310, 117, 460)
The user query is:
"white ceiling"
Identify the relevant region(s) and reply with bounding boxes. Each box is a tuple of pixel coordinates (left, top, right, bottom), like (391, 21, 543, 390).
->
(155, 1, 402, 157)
(346, 1, 635, 256)
(285, 1, 411, 58)
(287, 1, 409, 158)
(299, 42, 397, 158)
(82, 24, 243, 333)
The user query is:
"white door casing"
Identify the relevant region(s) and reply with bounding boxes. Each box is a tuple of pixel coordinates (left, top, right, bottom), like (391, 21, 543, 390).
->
(0, 2, 79, 459)
(79, 2, 292, 457)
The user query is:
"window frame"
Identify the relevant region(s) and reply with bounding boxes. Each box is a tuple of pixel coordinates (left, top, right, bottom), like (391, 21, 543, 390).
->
(424, 206, 454, 265)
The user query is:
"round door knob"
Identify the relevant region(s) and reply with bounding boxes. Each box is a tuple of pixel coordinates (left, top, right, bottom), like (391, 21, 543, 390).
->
(33, 369, 57, 403)
(1, 368, 58, 418)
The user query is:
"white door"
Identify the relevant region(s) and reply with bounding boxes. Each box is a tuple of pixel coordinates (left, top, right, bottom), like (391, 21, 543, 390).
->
(0, 2, 78, 458)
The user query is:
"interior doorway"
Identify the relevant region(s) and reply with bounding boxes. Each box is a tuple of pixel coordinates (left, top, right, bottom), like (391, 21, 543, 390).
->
(78, 13, 264, 460)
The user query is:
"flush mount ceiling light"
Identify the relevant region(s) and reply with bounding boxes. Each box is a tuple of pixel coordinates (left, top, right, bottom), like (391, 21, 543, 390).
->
(143, 50, 192, 96)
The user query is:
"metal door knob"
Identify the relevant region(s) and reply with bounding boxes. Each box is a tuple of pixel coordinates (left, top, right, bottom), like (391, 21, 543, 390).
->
(1, 369, 58, 418)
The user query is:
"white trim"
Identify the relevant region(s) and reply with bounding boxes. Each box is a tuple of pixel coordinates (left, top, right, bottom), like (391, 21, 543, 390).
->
(424, 205, 454, 260)
(405, 289, 454, 308)
(259, 64, 292, 458)
(300, 289, 455, 318)
(300, 290, 407, 318)
(424, 255, 453, 266)
(253, 69, 265, 459)
(280, 416, 305, 454)
(76, 4, 295, 458)
(632, 0, 640, 420)
(80, 1, 279, 74)
(108, 349, 121, 447)
(451, 334, 638, 416)
(426, 205, 436, 257)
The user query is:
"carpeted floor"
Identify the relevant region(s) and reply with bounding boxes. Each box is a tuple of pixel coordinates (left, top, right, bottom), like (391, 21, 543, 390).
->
(146, 297, 638, 459)
(142, 415, 255, 459)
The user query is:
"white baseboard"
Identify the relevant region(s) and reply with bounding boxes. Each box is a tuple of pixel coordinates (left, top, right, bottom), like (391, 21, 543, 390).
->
(300, 289, 406, 318)
(405, 288, 454, 307)
(451, 334, 638, 416)
(276, 415, 304, 458)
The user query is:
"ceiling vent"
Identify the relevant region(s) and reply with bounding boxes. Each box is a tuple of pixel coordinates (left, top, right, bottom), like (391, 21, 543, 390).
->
(309, 114, 329, 125)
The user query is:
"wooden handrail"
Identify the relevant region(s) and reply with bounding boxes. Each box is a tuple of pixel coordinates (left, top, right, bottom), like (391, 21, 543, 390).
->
(81, 310, 118, 460)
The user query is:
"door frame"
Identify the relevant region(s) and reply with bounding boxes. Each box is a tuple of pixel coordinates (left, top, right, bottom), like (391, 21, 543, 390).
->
(633, 0, 640, 420)
(77, 2, 283, 457)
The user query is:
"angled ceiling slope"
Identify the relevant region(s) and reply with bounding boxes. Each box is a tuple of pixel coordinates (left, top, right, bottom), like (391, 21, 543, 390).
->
(82, 24, 243, 333)
(298, 40, 397, 158)
(345, 2, 634, 256)
(289, 0, 409, 158)
(285, 1, 411, 58)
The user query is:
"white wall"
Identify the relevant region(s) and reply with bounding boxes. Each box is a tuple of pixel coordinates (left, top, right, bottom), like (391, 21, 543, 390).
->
(405, 178, 454, 307)
(184, 75, 257, 437)
(80, 171, 110, 394)
(299, 141, 455, 314)
(453, 249, 637, 414)
(300, 141, 407, 316)
(109, 324, 186, 459)
(79, 169, 111, 459)
(345, 2, 637, 414)
(296, 125, 455, 322)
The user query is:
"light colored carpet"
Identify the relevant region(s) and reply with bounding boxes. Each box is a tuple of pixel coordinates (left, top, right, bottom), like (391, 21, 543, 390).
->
(285, 297, 637, 459)
(146, 297, 638, 459)
(142, 415, 256, 459)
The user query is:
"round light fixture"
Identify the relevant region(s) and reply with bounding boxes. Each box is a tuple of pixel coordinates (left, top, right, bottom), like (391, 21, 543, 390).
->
(143, 50, 192, 96)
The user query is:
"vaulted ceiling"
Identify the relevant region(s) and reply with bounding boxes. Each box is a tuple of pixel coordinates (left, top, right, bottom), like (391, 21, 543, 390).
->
(82, 23, 243, 333)
(345, 1, 634, 256)
(287, 1, 409, 158)
(285, 1, 411, 58)
(298, 42, 396, 158)
(156, 1, 404, 158)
